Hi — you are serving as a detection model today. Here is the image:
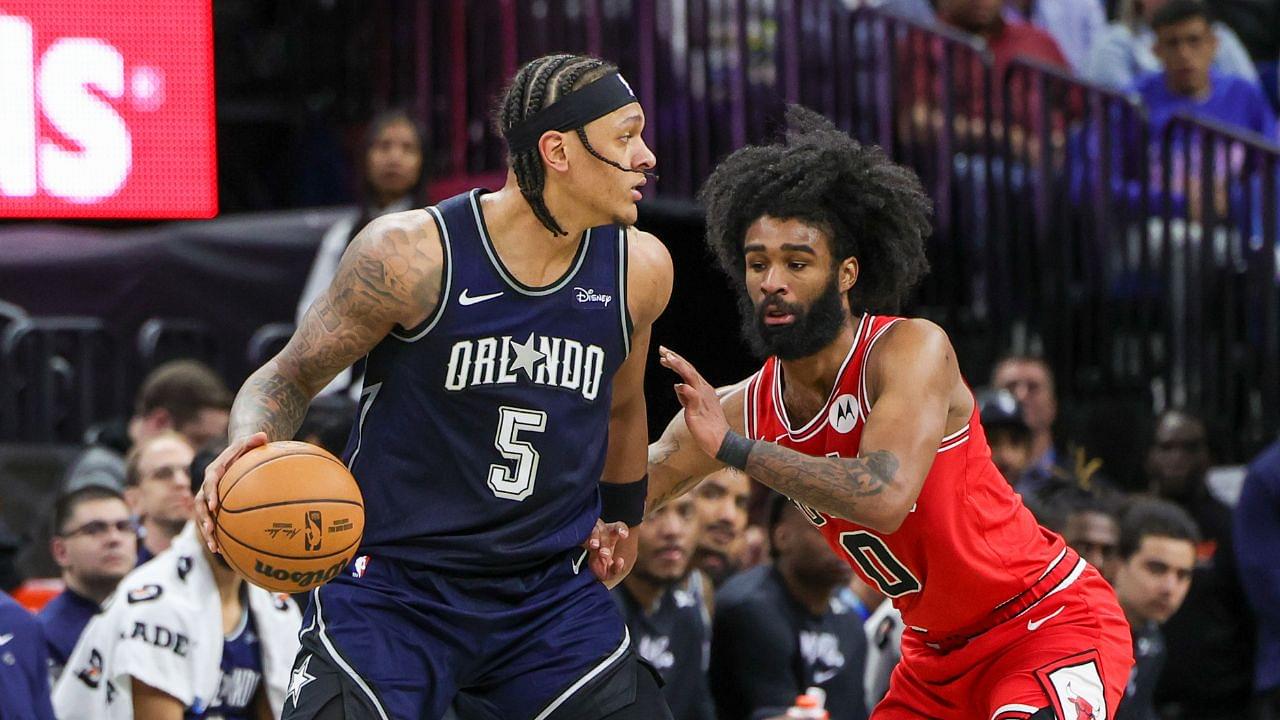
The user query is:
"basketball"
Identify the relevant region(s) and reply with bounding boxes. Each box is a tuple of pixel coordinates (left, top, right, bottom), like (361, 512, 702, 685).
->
(214, 440, 364, 594)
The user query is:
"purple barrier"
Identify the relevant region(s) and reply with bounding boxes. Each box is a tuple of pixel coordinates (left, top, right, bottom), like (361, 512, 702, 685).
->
(1157, 115, 1280, 450)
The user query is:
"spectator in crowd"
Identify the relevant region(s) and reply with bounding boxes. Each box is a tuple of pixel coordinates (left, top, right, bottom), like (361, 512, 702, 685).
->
(1086, 0, 1259, 91)
(936, 0, 1070, 73)
(1060, 493, 1121, 582)
(64, 360, 232, 494)
(1110, 499, 1200, 720)
(37, 486, 137, 680)
(1004, 0, 1107, 75)
(691, 467, 753, 589)
(1236, 437, 1280, 716)
(52, 449, 301, 720)
(1208, 0, 1280, 105)
(862, 598, 903, 711)
(976, 388, 1034, 486)
(128, 360, 234, 452)
(1133, 0, 1277, 139)
(0, 589, 55, 720)
(296, 108, 428, 398)
(124, 432, 196, 565)
(1145, 409, 1255, 718)
(991, 355, 1066, 494)
(294, 394, 357, 456)
(613, 493, 715, 720)
(711, 496, 868, 720)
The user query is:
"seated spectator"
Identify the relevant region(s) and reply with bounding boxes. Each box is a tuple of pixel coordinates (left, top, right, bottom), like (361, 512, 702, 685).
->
(65, 360, 233, 493)
(1086, 0, 1258, 91)
(51, 520, 301, 719)
(711, 496, 868, 720)
(128, 360, 234, 453)
(38, 486, 137, 680)
(991, 355, 1071, 496)
(613, 493, 714, 720)
(1236, 438, 1280, 716)
(124, 432, 196, 565)
(1133, 0, 1277, 139)
(1060, 493, 1121, 582)
(936, 0, 1070, 74)
(976, 388, 1034, 486)
(1004, 0, 1107, 74)
(0, 589, 56, 720)
(690, 467, 753, 588)
(862, 599, 903, 710)
(1109, 499, 1199, 720)
(296, 108, 427, 398)
(1145, 409, 1255, 718)
(295, 394, 357, 456)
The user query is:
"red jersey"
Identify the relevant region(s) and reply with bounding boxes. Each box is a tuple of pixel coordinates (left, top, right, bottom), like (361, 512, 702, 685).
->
(744, 314, 1067, 636)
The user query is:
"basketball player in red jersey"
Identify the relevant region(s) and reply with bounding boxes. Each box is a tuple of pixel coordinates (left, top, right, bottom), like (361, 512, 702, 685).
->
(645, 107, 1133, 720)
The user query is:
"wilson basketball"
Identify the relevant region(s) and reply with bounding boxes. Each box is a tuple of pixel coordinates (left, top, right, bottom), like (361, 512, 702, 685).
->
(214, 441, 364, 594)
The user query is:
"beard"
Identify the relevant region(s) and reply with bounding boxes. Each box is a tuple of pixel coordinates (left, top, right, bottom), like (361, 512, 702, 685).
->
(737, 273, 849, 360)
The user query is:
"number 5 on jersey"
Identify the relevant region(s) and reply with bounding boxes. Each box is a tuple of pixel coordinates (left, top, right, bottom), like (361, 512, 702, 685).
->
(488, 406, 547, 501)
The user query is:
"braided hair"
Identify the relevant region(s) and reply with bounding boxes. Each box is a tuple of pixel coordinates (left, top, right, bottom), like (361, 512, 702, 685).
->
(698, 105, 933, 315)
(496, 54, 620, 236)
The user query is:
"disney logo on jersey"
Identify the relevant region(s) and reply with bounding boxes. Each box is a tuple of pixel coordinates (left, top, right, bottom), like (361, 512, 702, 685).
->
(574, 287, 613, 308)
(445, 332, 607, 401)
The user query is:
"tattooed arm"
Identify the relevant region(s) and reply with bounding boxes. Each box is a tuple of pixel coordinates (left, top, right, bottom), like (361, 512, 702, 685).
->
(646, 379, 750, 514)
(194, 211, 445, 551)
(658, 319, 961, 534)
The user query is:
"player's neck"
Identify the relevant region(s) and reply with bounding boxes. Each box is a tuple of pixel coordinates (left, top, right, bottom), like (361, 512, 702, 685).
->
(484, 179, 599, 253)
(622, 574, 668, 614)
(776, 320, 858, 406)
(141, 518, 179, 556)
(776, 562, 836, 616)
(64, 573, 117, 605)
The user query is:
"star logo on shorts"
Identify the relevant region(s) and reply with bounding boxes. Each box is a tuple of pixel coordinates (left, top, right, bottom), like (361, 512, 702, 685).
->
(287, 654, 317, 708)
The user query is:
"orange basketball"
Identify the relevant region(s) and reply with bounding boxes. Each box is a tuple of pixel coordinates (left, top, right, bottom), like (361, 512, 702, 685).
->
(214, 441, 364, 594)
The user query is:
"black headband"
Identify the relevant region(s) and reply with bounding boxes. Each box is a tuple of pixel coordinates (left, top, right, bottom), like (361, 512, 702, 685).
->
(505, 73, 638, 154)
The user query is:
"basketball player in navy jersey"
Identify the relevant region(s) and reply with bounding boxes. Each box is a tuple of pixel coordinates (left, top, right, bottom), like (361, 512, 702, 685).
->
(194, 54, 674, 720)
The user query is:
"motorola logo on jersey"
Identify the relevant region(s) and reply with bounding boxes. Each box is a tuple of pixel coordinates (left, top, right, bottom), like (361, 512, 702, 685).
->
(828, 394, 861, 434)
(0, 1, 216, 218)
(444, 333, 608, 401)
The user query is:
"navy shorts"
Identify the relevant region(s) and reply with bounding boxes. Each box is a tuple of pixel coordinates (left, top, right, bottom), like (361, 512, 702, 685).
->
(282, 550, 642, 720)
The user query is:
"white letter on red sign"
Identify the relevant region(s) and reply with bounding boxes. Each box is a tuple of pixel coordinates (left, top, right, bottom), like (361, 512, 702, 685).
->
(38, 38, 132, 202)
(0, 16, 37, 197)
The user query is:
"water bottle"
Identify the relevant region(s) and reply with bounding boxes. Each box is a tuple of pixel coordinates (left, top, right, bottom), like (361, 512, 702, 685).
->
(784, 688, 830, 719)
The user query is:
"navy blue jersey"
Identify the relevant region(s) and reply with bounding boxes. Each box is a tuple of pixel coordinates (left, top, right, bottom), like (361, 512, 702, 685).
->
(188, 607, 262, 720)
(0, 591, 56, 720)
(37, 588, 100, 675)
(345, 189, 632, 574)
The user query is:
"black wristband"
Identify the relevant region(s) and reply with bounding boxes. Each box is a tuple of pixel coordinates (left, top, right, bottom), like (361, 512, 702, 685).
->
(600, 475, 648, 527)
(716, 431, 756, 470)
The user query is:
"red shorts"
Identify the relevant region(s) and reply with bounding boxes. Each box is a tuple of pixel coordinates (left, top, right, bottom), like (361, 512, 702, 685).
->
(871, 563, 1133, 720)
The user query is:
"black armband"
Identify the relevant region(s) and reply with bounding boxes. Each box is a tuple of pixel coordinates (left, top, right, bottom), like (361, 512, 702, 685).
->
(600, 475, 648, 526)
(716, 431, 756, 470)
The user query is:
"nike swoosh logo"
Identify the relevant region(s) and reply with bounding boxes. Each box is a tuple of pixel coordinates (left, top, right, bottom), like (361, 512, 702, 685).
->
(458, 289, 503, 306)
(1027, 605, 1065, 631)
(571, 549, 588, 576)
(0, 634, 12, 646)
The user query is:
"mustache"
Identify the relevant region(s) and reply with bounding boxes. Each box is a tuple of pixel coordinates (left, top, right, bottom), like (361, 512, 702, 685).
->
(705, 520, 737, 535)
(757, 293, 802, 318)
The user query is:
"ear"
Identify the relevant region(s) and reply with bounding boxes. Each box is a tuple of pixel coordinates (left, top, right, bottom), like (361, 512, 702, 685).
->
(838, 256, 860, 294)
(1206, 30, 1219, 54)
(50, 536, 69, 568)
(124, 485, 142, 513)
(538, 131, 571, 174)
(145, 408, 172, 433)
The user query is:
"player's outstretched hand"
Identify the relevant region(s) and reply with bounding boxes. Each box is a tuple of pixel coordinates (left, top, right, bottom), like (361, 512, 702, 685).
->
(659, 346, 731, 459)
(583, 519, 629, 587)
(194, 431, 269, 554)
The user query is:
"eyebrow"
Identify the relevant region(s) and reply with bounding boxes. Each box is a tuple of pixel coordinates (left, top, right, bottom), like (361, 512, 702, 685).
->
(618, 113, 643, 127)
(743, 242, 818, 255)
